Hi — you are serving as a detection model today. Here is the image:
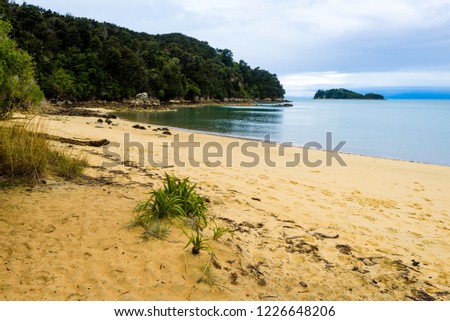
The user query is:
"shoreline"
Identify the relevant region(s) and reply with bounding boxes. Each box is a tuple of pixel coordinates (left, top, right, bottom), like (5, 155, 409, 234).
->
(57, 98, 290, 113)
(1, 111, 450, 300)
(111, 109, 450, 169)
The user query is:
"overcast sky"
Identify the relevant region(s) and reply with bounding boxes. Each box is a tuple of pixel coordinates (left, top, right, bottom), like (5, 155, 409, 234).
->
(18, 0, 450, 97)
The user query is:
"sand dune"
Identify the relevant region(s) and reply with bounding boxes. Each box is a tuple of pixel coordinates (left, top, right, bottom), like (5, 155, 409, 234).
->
(1, 111, 449, 300)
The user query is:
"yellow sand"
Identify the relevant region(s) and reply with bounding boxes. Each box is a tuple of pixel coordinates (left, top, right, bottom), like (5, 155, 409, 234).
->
(1, 110, 449, 300)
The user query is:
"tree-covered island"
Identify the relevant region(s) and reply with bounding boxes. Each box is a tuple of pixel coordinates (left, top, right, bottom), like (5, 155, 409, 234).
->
(314, 88, 385, 100)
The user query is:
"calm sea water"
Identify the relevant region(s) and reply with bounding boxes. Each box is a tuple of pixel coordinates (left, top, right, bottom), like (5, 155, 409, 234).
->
(116, 99, 450, 166)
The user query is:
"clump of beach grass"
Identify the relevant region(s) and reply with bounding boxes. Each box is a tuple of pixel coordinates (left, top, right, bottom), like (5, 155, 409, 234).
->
(133, 173, 207, 226)
(0, 122, 88, 183)
(133, 173, 233, 257)
(48, 149, 88, 180)
(133, 173, 222, 255)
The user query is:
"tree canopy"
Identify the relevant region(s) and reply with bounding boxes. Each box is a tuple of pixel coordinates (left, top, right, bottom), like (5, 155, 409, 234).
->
(0, 19, 43, 119)
(0, 1, 285, 102)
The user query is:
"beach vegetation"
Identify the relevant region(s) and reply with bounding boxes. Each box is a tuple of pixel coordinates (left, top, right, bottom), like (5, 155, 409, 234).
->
(133, 173, 221, 254)
(198, 262, 221, 287)
(182, 226, 212, 255)
(139, 219, 171, 241)
(211, 222, 233, 241)
(48, 149, 88, 180)
(0, 122, 88, 182)
(133, 173, 207, 225)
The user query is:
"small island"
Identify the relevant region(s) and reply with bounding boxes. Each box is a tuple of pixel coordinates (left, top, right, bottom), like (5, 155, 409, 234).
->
(314, 88, 385, 100)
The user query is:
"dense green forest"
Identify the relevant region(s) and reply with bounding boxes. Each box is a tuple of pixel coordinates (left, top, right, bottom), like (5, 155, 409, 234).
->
(314, 88, 384, 100)
(0, 1, 285, 102)
(0, 19, 43, 119)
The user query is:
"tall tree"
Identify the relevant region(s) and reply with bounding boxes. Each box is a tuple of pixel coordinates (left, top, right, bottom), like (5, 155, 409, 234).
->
(0, 20, 43, 119)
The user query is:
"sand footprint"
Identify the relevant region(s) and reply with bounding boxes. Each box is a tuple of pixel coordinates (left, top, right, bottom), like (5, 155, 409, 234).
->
(321, 189, 335, 197)
(409, 203, 423, 210)
(412, 182, 425, 192)
(364, 215, 377, 222)
(26, 270, 55, 286)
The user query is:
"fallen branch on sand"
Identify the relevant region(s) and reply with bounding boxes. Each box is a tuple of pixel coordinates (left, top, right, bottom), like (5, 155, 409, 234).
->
(312, 232, 339, 239)
(44, 134, 110, 147)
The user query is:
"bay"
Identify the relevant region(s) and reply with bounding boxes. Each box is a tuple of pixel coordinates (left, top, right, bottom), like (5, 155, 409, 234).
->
(116, 99, 450, 166)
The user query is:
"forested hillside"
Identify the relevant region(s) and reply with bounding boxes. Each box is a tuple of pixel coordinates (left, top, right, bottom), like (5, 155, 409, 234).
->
(0, 1, 285, 102)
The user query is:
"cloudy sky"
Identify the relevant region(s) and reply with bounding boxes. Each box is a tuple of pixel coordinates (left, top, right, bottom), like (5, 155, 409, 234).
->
(18, 0, 450, 97)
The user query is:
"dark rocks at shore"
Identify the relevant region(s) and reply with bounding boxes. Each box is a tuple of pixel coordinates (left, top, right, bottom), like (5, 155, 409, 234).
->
(150, 127, 172, 135)
(132, 124, 147, 130)
(46, 98, 293, 118)
(47, 106, 103, 117)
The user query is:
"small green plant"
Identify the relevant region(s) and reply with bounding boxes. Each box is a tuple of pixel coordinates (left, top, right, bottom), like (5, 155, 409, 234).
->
(164, 174, 208, 226)
(198, 262, 221, 286)
(133, 173, 208, 229)
(140, 219, 170, 241)
(134, 189, 185, 223)
(210, 220, 233, 241)
(212, 226, 232, 240)
(182, 227, 211, 255)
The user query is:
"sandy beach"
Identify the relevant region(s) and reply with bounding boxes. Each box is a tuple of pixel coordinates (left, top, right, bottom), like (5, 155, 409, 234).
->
(1, 110, 449, 301)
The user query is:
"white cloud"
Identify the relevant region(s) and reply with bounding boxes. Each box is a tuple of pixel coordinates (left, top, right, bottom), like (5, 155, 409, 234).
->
(18, 0, 450, 93)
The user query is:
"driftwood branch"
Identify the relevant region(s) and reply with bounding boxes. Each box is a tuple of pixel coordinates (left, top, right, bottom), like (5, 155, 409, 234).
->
(44, 134, 110, 147)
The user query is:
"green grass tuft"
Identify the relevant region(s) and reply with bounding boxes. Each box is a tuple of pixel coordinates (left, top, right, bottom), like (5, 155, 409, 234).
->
(49, 149, 88, 180)
(198, 262, 221, 286)
(0, 122, 88, 183)
(181, 226, 212, 255)
(212, 225, 233, 241)
(0, 122, 49, 180)
(133, 173, 213, 254)
(140, 219, 171, 241)
(134, 173, 208, 227)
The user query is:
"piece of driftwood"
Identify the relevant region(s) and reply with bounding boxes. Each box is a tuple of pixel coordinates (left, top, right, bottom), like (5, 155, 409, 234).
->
(44, 134, 110, 147)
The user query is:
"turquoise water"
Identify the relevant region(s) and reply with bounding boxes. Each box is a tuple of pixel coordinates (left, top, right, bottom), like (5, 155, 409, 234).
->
(116, 99, 450, 166)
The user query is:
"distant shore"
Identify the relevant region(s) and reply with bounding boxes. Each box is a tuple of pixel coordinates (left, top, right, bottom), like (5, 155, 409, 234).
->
(47, 97, 292, 112)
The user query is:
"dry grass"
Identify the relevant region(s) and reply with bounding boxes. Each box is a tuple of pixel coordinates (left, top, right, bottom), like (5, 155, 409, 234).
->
(0, 121, 88, 183)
